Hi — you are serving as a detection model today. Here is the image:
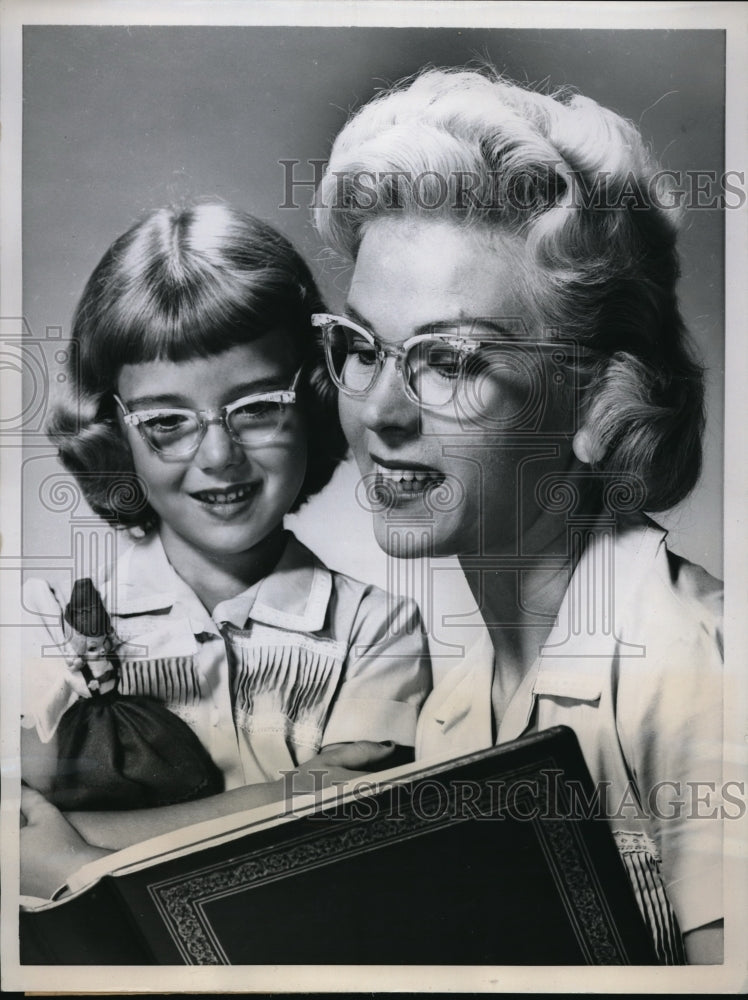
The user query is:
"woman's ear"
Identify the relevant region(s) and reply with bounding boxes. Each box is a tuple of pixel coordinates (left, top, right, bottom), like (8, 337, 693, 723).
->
(572, 423, 603, 466)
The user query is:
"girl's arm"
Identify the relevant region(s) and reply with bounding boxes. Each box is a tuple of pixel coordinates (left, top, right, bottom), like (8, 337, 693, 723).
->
(22, 742, 396, 898)
(20, 779, 284, 900)
(62, 740, 397, 852)
(21, 786, 110, 900)
(20, 726, 59, 796)
(64, 778, 284, 849)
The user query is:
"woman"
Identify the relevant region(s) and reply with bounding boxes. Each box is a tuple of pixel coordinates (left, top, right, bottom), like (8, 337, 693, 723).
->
(311, 68, 724, 964)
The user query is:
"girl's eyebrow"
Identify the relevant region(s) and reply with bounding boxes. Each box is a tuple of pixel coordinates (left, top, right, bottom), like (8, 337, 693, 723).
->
(124, 393, 190, 409)
(125, 377, 293, 410)
(343, 303, 377, 332)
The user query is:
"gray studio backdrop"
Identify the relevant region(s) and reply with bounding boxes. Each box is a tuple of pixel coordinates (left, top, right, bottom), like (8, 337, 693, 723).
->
(21, 26, 724, 606)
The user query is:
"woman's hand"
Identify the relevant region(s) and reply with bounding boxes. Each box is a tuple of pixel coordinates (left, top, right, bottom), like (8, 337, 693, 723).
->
(20, 786, 111, 899)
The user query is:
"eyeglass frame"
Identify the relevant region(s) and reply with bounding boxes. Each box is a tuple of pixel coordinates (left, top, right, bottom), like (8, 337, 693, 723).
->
(311, 312, 559, 406)
(113, 368, 302, 461)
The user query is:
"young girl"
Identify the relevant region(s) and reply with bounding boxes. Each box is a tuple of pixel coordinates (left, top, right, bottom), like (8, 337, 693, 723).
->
(21, 203, 430, 897)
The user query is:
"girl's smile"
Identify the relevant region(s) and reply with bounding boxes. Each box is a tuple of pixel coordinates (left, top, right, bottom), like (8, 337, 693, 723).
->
(188, 480, 261, 521)
(116, 337, 307, 585)
(188, 481, 259, 510)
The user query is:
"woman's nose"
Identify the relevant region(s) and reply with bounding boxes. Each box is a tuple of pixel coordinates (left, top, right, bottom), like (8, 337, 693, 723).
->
(359, 357, 420, 438)
(193, 420, 245, 471)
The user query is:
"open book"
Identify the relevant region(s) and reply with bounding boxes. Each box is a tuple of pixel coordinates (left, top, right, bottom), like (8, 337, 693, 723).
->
(20, 726, 657, 965)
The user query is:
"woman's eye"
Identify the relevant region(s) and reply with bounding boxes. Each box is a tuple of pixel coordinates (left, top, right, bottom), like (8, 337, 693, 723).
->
(424, 345, 463, 380)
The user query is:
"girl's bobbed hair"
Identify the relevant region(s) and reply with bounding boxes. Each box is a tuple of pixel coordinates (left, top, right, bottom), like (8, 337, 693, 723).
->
(313, 68, 705, 512)
(49, 202, 347, 531)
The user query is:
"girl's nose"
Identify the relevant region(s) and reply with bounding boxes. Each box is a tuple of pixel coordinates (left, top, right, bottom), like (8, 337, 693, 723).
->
(193, 420, 245, 471)
(359, 357, 420, 440)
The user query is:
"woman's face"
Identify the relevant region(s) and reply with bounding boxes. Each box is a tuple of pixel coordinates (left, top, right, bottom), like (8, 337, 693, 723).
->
(338, 217, 580, 559)
(116, 336, 307, 565)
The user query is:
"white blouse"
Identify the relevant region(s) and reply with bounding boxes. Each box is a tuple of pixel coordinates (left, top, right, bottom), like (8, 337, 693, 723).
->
(22, 531, 431, 788)
(416, 515, 724, 961)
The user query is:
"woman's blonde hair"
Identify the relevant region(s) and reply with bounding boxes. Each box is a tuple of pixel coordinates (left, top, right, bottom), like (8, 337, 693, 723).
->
(314, 68, 704, 511)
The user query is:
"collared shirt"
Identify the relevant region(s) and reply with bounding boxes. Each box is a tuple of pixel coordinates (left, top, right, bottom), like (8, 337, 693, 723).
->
(417, 516, 723, 952)
(23, 531, 431, 789)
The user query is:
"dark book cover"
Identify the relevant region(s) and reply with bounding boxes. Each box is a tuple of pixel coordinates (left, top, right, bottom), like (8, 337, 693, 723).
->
(20, 726, 657, 965)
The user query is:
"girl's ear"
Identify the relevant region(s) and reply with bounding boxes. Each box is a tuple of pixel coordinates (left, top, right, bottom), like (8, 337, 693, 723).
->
(572, 423, 604, 466)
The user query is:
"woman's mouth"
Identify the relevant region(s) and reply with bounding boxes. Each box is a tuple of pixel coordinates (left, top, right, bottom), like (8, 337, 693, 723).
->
(373, 463, 445, 500)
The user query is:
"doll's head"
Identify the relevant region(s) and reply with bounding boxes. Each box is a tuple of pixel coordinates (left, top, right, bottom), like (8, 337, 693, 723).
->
(49, 203, 346, 534)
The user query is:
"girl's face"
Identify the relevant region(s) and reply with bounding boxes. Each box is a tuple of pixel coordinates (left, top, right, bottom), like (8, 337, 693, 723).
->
(116, 336, 307, 565)
(338, 217, 579, 559)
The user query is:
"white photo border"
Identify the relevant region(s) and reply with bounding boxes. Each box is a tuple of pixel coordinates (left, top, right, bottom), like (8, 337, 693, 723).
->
(2, 1, 746, 994)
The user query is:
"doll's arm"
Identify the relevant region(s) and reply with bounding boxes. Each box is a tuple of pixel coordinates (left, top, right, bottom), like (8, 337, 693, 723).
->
(63, 740, 397, 852)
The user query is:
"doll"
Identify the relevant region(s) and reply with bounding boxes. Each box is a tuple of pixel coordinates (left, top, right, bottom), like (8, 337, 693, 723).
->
(61, 578, 119, 698)
(49, 577, 225, 811)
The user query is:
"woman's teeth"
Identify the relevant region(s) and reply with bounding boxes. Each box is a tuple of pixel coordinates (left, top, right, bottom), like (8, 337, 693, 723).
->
(374, 465, 444, 493)
(192, 485, 254, 505)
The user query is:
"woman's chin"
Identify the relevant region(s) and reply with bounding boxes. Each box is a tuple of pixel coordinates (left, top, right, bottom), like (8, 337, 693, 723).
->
(372, 512, 476, 560)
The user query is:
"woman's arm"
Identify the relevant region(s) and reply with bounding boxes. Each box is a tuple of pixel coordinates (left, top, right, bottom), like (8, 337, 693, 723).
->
(683, 921, 724, 965)
(63, 740, 398, 851)
(615, 567, 724, 962)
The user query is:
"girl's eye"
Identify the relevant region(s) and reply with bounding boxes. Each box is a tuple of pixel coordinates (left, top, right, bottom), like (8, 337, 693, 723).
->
(231, 400, 275, 422)
(350, 338, 378, 368)
(143, 413, 192, 436)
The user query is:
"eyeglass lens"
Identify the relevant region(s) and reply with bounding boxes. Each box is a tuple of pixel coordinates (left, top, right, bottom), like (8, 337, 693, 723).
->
(138, 399, 289, 456)
(325, 322, 464, 406)
(323, 317, 567, 415)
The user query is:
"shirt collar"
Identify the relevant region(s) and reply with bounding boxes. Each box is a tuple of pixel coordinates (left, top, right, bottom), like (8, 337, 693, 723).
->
(422, 515, 669, 741)
(106, 532, 180, 615)
(108, 530, 333, 636)
(533, 514, 668, 699)
(217, 532, 333, 633)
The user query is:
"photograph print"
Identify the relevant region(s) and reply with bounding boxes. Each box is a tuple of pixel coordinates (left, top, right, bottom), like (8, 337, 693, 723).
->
(2, 2, 746, 994)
